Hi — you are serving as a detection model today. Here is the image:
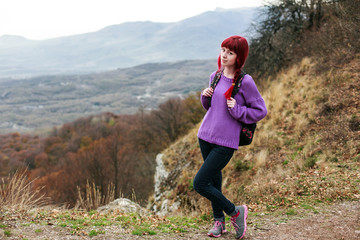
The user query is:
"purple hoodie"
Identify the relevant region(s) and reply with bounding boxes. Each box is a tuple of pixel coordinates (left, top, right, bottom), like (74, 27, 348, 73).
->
(197, 72, 267, 149)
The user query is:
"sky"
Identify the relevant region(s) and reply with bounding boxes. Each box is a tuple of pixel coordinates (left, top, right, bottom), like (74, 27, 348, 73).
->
(0, 0, 264, 40)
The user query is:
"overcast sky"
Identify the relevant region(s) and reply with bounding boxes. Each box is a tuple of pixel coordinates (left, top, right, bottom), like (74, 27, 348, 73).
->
(0, 0, 264, 40)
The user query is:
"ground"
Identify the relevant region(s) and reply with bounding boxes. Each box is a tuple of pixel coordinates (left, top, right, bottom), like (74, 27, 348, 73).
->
(1, 201, 359, 240)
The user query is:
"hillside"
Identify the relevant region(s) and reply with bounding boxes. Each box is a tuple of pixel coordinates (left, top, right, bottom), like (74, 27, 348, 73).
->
(0, 7, 258, 78)
(151, 56, 359, 216)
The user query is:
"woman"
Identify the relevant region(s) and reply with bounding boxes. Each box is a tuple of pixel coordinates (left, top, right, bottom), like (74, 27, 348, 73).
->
(194, 35, 267, 239)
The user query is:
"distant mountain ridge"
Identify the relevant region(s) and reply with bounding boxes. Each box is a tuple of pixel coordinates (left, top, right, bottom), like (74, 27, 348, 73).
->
(0, 59, 216, 133)
(0, 7, 259, 78)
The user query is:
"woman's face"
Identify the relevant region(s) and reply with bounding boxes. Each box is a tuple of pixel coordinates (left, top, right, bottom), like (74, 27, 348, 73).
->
(220, 47, 237, 68)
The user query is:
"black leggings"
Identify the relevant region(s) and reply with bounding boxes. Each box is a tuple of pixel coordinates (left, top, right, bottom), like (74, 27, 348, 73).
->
(194, 138, 236, 220)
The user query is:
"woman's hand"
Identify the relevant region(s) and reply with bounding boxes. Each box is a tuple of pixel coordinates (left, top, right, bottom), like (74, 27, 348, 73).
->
(202, 87, 214, 97)
(227, 97, 236, 108)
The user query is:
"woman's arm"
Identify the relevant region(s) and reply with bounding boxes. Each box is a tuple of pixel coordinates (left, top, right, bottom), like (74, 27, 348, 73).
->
(228, 76, 267, 123)
(200, 72, 216, 110)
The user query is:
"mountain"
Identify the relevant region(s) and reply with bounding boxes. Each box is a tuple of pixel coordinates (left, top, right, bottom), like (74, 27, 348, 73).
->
(0, 35, 35, 46)
(0, 7, 259, 78)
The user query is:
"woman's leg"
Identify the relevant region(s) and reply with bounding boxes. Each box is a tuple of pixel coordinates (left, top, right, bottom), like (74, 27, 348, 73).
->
(211, 171, 224, 220)
(194, 139, 236, 217)
(198, 139, 225, 219)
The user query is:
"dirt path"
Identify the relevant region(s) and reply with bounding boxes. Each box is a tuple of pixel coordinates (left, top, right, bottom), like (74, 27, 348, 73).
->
(1, 201, 359, 240)
(245, 201, 360, 240)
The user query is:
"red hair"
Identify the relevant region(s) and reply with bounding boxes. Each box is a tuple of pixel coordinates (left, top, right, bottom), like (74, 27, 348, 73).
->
(217, 36, 249, 99)
(217, 35, 249, 72)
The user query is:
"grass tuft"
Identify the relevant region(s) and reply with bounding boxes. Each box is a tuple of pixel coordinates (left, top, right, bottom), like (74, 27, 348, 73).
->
(0, 169, 47, 211)
(88, 229, 105, 236)
(132, 226, 157, 236)
(75, 181, 115, 211)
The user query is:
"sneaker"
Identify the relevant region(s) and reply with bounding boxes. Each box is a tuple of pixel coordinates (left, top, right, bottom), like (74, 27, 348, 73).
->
(207, 220, 226, 238)
(230, 205, 248, 239)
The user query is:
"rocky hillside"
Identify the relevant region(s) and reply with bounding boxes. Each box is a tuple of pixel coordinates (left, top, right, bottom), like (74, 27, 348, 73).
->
(150, 56, 360, 216)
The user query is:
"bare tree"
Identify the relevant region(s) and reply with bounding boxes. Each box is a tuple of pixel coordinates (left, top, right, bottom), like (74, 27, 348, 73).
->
(246, 0, 328, 77)
(150, 98, 186, 143)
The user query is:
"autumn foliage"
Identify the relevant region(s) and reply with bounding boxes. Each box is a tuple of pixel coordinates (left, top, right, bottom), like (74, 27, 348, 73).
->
(0, 93, 205, 207)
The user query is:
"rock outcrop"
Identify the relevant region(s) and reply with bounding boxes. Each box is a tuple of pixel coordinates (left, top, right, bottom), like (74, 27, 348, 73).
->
(97, 198, 147, 216)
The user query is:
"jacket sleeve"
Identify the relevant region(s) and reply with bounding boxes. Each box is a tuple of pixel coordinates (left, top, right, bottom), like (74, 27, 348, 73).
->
(228, 75, 267, 124)
(200, 72, 216, 110)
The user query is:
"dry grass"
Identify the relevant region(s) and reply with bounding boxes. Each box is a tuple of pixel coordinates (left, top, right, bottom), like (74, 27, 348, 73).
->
(75, 181, 115, 211)
(0, 169, 47, 211)
(224, 56, 360, 210)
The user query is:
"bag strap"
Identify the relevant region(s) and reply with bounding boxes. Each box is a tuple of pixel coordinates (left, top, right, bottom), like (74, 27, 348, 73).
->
(210, 70, 223, 89)
(208, 70, 246, 106)
(231, 70, 246, 98)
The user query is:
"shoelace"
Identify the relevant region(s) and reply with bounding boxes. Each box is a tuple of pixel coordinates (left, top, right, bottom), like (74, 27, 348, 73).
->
(231, 216, 240, 231)
(212, 220, 222, 230)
